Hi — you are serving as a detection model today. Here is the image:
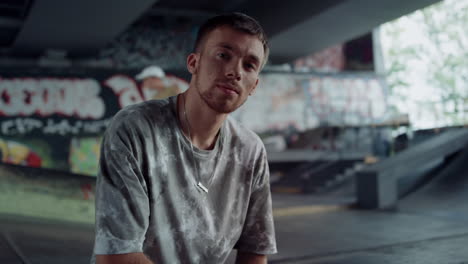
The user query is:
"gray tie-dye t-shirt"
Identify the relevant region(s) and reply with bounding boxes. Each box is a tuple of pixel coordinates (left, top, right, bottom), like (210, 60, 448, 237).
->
(92, 96, 277, 263)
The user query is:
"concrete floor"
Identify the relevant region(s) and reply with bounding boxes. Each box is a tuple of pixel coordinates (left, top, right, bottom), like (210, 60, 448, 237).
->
(270, 198, 468, 263)
(1, 157, 468, 264)
(269, 149, 468, 264)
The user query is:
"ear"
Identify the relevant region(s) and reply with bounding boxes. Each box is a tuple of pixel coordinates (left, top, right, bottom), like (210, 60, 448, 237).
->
(186, 53, 199, 75)
(249, 78, 259, 96)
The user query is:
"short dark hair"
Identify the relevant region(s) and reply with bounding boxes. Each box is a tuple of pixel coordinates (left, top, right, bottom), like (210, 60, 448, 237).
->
(194, 12, 269, 69)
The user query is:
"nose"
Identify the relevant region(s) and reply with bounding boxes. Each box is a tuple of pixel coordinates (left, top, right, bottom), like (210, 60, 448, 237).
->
(225, 60, 242, 81)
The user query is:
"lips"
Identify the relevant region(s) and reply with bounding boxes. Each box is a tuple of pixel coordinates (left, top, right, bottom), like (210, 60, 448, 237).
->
(216, 83, 240, 95)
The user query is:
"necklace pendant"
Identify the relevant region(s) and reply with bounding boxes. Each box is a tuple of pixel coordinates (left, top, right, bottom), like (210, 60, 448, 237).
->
(197, 182, 208, 193)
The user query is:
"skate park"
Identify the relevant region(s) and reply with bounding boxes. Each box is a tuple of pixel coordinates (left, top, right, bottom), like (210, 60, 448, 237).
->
(1, 0, 467, 263)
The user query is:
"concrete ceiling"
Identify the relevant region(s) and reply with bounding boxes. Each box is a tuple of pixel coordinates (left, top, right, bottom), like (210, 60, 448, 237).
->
(0, 0, 442, 64)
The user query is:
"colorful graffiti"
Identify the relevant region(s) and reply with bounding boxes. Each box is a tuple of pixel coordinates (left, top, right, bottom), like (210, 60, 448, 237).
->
(0, 139, 42, 167)
(0, 67, 387, 175)
(1, 117, 112, 137)
(69, 137, 102, 176)
(0, 77, 105, 118)
(294, 44, 346, 72)
(233, 73, 388, 133)
(105, 74, 187, 108)
(0, 68, 189, 176)
(96, 18, 198, 69)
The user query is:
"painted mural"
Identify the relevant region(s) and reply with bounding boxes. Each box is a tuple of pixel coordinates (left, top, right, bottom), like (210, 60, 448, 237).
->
(0, 139, 42, 167)
(294, 44, 346, 72)
(69, 137, 102, 176)
(1, 68, 387, 176)
(95, 17, 198, 69)
(0, 68, 189, 176)
(233, 73, 388, 133)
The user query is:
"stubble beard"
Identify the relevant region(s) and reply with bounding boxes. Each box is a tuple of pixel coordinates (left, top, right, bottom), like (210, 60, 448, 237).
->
(194, 73, 247, 114)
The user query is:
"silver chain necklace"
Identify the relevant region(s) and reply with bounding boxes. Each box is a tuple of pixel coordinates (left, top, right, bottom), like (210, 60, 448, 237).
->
(182, 93, 222, 193)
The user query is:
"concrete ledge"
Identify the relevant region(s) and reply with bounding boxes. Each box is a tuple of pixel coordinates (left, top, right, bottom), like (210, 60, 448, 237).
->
(267, 150, 366, 162)
(356, 128, 468, 209)
(356, 170, 398, 209)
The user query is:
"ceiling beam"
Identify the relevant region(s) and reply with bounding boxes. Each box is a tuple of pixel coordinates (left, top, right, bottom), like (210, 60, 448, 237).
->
(266, 0, 442, 63)
(13, 0, 157, 56)
(0, 17, 21, 28)
(148, 7, 216, 19)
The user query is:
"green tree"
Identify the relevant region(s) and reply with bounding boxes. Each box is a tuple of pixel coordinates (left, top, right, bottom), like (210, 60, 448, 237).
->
(381, 0, 468, 127)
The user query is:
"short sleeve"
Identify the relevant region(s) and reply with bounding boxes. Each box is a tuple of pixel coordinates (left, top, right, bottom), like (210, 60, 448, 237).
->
(93, 109, 150, 255)
(235, 145, 277, 255)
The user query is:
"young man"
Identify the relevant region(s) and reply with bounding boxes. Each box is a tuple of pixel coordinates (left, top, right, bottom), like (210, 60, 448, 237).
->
(93, 13, 277, 264)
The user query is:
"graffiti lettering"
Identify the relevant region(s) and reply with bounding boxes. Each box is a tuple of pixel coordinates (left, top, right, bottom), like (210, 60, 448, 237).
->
(0, 118, 111, 136)
(43, 119, 83, 136)
(82, 119, 111, 134)
(1, 118, 43, 135)
(104, 75, 189, 108)
(0, 77, 105, 119)
(104, 75, 143, 108)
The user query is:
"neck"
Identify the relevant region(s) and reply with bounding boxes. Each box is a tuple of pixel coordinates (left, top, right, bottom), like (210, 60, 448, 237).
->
(177, 88, 226, 150)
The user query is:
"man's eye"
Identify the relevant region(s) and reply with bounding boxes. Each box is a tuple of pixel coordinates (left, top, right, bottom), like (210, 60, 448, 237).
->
(245, 63, 256, 70)
(217, 52, 228, 59)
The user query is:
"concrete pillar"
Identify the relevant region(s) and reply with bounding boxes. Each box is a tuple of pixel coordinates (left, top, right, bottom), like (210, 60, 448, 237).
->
(356, 170, 398, 209)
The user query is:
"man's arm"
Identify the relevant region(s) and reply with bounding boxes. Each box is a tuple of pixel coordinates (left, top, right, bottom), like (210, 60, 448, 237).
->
(96, 253, 153, 264)
(235, 251, 267, 264)
(93, 109, 151, 259)
(234, 145, 277, 257)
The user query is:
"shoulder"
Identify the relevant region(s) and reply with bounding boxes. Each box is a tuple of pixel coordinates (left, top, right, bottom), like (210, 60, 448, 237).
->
(108, 97, 174, 133)
(225, 117, 270, 189)
(114, 98, 172, 122)
(225, 116, 266, 156)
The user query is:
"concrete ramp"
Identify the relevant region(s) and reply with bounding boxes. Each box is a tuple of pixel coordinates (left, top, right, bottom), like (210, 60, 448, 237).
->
(356, 128, 468, 209)
(399, 146, 468, 221)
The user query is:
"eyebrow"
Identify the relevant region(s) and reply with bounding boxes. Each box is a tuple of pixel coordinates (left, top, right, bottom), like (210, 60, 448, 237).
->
(217, 42, 261, 66)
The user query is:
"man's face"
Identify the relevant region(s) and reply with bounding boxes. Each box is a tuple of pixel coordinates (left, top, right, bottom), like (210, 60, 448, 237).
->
(187, 25, 264, 113)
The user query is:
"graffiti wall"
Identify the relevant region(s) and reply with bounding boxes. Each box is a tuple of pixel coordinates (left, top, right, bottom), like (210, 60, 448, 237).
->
(93, 17, 372, 72)
(0, 68, 188, 176)
(233, 73, 388, 133)
(1, 67, 387, 175)
(294, 44, 346, 72)
(95, 17, 198, 69)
